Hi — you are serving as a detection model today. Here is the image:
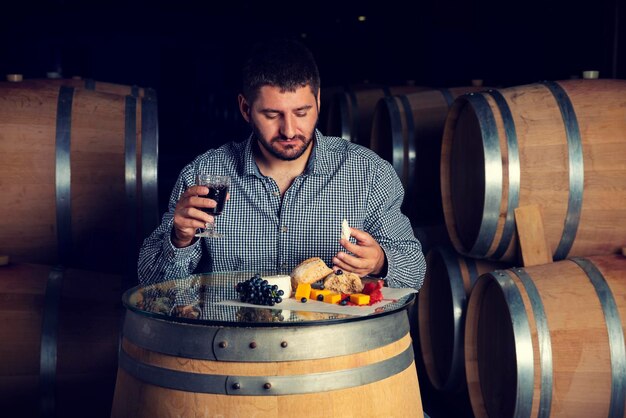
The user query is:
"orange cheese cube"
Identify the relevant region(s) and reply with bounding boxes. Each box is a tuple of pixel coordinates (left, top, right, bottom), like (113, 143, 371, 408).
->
(323, 292, 342, 304)
(295, 283, 312, 301)
(350, 293, 370, 305)
(310, 289, 332, 301)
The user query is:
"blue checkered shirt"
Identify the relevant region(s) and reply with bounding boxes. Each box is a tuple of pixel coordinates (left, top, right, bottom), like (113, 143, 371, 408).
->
(138, 130, 426, 290)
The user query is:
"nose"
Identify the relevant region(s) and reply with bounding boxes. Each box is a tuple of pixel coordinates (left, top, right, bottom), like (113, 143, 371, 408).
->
(280, 114, 296, 139)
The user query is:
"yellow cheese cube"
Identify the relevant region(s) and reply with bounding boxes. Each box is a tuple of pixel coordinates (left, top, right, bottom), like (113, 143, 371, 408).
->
(295, 283, 312, 301)
(310, 289, 332, 301)
(323, 293, 342, 304)
(350, 293, 371, 305)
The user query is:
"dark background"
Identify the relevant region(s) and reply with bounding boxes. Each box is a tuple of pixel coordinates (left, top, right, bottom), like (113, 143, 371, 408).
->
(1, 0, 622, 212)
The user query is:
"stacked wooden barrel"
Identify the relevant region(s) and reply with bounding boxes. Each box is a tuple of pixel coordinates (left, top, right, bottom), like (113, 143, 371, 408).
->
(0, 78, 159, 277)
(440, 79, 626, 263)
(369, 86, 485, 226)
(0, 77, 160, 417)
(0, 263, 123, 418)
(321, 84, 429, 146)
(414, 78, 626, 418)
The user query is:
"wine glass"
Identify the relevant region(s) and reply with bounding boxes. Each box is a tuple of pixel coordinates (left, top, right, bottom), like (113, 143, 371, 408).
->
(195, 174, 231, 238)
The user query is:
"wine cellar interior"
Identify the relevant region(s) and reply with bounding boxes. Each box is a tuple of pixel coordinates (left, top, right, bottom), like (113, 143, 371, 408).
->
(1, 0, 625, 417)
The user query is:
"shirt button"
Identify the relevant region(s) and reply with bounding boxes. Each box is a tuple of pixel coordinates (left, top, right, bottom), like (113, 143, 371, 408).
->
(281, 226, 288, 233)
(272, 191, 280, 197)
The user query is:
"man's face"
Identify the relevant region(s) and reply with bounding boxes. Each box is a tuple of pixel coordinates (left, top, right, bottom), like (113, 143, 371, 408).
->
(244, 85, 319, 161)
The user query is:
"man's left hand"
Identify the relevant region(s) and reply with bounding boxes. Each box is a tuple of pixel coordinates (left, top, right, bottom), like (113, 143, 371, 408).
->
(332, 228, 386, 277)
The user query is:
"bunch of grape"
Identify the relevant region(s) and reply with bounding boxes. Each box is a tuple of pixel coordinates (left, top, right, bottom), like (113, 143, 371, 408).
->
(235, 274, 284, 306)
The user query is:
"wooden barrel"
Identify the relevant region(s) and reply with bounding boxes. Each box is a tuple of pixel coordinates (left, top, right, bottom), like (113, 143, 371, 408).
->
(10, 77, 150, 98)
(0, 81, 159, 276)
(326, 84, 429, 146)
(0, 262, 123, 418)
(441, 79, 626, 262)
(416, 246, 506, 392)
(111, 307, 424, 417)
(464, 254, 626, 418)
(370, 86, 485, 226)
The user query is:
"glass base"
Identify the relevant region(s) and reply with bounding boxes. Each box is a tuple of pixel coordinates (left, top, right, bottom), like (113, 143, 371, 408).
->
(195, 221, 222, 238)
(195, 230, 223, 238)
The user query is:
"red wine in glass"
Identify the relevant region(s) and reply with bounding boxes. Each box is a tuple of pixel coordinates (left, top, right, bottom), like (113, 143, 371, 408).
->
(195, 174, 231, 238)
(201, 184, 229, 216)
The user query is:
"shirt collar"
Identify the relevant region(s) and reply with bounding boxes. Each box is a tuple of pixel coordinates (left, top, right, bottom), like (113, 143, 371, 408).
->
(242, 129, 332, 178)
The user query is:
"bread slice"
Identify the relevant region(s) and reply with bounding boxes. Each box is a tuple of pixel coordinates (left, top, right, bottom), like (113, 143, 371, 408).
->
(323, 271, 364, 294)
(290, 257, 333, 288)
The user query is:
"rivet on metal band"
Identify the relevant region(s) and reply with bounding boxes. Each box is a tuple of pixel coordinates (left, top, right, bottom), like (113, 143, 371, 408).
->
(541, 81, 584, 260)
(571, 258, 625, 418)
(55, 86, 74, 265)
(487, 89, 520, 260)
(122, 309, 410, 362)
(511, 268, 553, 418)
(489, 271, 534, 418)
(118, 343, 415, 396)
(40, 265, 65, 418)
(465, 94, 502, 258)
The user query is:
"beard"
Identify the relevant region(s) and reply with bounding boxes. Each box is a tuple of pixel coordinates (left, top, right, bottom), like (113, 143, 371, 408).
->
(250, 117, 317, 161)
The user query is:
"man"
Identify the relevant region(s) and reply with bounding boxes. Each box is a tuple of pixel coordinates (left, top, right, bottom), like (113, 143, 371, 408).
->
(138, 38, 426, 290)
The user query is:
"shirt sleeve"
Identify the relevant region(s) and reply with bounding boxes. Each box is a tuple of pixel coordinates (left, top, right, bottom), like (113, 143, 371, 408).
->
(137, 163, 204, 286)
(364, 161, 427, 290)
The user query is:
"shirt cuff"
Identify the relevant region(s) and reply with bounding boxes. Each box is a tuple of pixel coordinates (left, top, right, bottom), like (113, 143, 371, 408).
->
(164, 226, 201, 261)
(377, 245, 401, 288)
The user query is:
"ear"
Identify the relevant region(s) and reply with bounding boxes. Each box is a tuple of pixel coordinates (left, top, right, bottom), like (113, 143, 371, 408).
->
(238, 94, 251, 123)
(317, 89, 321, 113)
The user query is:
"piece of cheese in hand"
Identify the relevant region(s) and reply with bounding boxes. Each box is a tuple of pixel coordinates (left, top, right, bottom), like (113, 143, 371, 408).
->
(341, 219, 351, 241)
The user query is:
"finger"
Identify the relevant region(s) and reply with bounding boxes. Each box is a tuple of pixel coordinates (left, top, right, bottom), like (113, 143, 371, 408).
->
(347, 227, 375, 245)
(182, 185, 209, 198)
(188, 195, 217, 210)
(340, 233, 378, 257)
(331, 257, 365, 276)
(175, 217, 208, 230)
(333, 251, 368, 273)
(340, 238, 367, 258)
(176, 207, 214, 225)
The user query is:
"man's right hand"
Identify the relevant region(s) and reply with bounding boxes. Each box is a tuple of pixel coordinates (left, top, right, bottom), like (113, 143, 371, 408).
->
(171, 185, 215, 247)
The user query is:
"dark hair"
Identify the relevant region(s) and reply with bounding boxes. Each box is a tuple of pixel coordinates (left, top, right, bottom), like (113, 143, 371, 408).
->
(241, 38, 320, 105)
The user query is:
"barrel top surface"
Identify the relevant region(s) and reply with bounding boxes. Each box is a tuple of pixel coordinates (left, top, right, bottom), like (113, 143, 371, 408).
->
(124, 271, 415, 327)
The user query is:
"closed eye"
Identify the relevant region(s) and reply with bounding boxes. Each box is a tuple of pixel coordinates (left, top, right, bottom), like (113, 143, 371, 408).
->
(262, 111, 280, 120)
